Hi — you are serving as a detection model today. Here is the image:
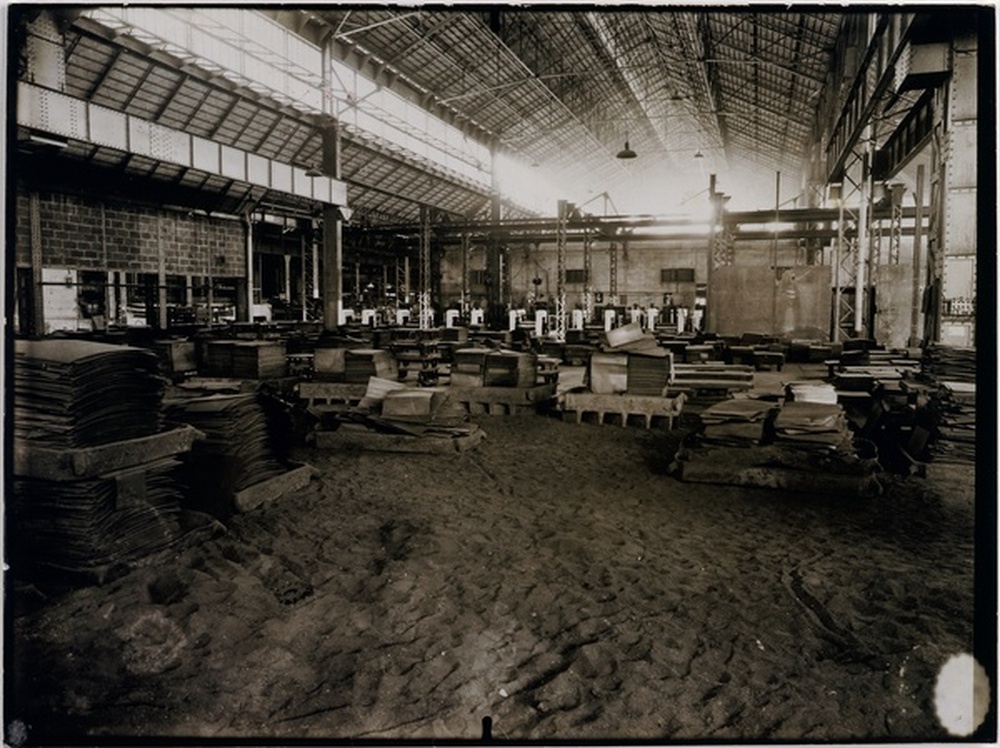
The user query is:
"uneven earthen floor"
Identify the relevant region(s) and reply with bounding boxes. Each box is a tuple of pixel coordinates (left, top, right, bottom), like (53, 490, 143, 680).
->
(9, 408, 977, 741)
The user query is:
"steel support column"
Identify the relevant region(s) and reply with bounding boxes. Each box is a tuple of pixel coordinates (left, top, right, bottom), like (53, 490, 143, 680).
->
(554, 199, 568, 341)
(583, 228, 594, 322)
(461, 233, 471, 317)
(910, 164, 925, 345)
(936, 31, 978, 346)
(320, 37, 343, 331)
(419, 205, 433, 330)
(832, 128, 872, 340)
(608, 240, 618, 306)
(705, 175, 733, 334)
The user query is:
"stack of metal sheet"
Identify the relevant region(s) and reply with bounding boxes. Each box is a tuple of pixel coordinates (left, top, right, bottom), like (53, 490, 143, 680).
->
(451, 348, 489, 387)
(168, 393, 286, 517)
(626, 351, 674, 396)
(231, 341, 287, 380)
(9, 458, 184, 577)
(344, 348, 398, 383)
(773, 401, 852, 450)
(206, 340, 237, 376)
(785, 381, 839, 404)
(587, 352, 629, 394)
(484, 350, 537, 387)
(699, 399, 776, 445)
(922, 346, 977, 465)
(14, 339, 164, 447)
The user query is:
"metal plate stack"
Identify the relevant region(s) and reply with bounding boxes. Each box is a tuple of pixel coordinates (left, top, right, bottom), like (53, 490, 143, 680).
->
(699, 399, 776, 445)
(344, 348, 398, 383)
(231, 341, 287, 380)
(922, 346, 977, 465)
(9, 458, 184, 579)
(206, 340, 237, 376)
(772, 401, 852, 450)
(484, 350, 537, 387)
(626, 351, 674, 396)
(167, 393, 287, 518)
(13, 339, 165, 447)
(451, 348, 488, 387)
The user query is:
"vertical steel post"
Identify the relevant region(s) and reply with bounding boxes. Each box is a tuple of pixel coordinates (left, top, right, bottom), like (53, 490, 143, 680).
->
(583, 228, 593, 322)
(29, 191, 45, 334)
(771, 171, 781, 332)
(419, 205, 432, 330)
(320, 35, 343, 330)
(461, 233, 470, 317)
(854, 125, 871, 336)
(554, 199, 568, 341)
(910, 164, 926, 345)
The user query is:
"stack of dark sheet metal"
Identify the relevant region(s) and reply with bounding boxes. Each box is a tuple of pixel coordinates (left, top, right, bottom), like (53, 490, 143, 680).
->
(206, 340, 237, 376)
(231, 341, 287, 380)
(922, 346, 976, 465)
(9, 458, 184, 578)
(14, 339, 165, 447)
(699, 399, 776, 445)
(168, 394, 287, 517)
(922, 345, 976, 383)
(451, 348, 489, 387)
(773, 401, 852, 451)
(344, 348, 398, 383)
(484, 350, 537, 387)
(626, 351, 674, 396)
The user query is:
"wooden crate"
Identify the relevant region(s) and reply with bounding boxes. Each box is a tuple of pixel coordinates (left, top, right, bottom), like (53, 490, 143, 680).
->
(314, 424, 485, 453)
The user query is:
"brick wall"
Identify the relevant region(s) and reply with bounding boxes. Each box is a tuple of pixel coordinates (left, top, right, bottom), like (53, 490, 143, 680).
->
(13, 187, 246, 277)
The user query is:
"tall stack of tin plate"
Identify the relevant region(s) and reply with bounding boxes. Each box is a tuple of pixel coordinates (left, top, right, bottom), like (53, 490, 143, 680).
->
(11, 340, 199, 584)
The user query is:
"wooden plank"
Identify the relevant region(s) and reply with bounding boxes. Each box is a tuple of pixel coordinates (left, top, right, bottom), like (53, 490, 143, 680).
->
(232, 463, 316, 513)
(448, 382, 556, 407)
(313, 427, 484, 453)
(13, 425, 202, 481)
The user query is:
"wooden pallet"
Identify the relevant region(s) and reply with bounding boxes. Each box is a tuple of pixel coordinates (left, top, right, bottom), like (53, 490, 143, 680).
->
(13, 425, 203, 481)
(298, 381, 368, 415)
(314, 424, 485, 453)
(448, 382, 557, 415)
(561, 391, 684, 429)
(233, 462, 316, 513)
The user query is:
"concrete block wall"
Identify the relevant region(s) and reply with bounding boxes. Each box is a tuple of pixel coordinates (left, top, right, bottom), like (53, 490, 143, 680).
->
(14, 188, 245, 278)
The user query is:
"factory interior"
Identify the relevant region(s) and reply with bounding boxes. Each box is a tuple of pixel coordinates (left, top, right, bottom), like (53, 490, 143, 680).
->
(5, 5, 996, 743)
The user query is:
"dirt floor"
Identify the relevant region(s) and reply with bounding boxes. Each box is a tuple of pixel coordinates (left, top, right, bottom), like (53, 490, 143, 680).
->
(6, 374, 981, 742)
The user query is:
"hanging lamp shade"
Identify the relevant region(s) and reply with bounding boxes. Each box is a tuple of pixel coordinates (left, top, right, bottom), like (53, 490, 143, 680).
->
(616, 139, 637, 159)
(693, 150, 704, 159)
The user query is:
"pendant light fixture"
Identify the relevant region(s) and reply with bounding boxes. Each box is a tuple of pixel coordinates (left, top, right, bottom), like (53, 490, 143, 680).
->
(616, 138, 637, 160)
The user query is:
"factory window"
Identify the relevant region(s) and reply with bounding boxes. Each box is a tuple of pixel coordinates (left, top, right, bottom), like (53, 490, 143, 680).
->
(661, 268, 695, 283)
(469, 269, 488, 286)
(165, 275, 188, 305)
(565, 269, 587, 284)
